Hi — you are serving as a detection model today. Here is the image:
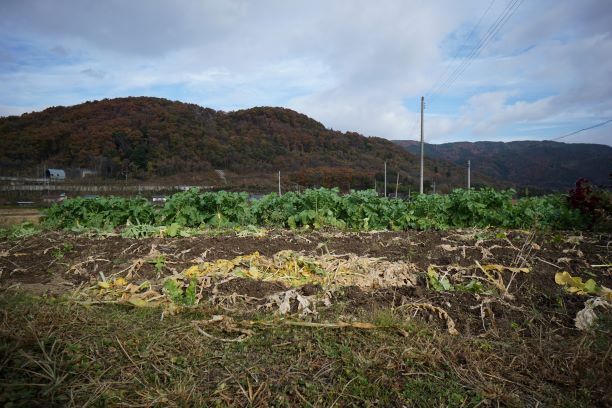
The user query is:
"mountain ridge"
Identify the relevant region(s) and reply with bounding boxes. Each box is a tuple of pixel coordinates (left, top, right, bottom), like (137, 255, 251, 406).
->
(394, 139, 612, 191)
(0, 97, 497, 193)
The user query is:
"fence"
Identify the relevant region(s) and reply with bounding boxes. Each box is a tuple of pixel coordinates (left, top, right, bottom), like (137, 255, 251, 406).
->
(0, 184, 214, 193)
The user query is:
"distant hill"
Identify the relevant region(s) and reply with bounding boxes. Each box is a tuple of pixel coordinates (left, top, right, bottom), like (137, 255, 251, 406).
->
(394, 140, 612, 191)
(0, 97, 500, 193)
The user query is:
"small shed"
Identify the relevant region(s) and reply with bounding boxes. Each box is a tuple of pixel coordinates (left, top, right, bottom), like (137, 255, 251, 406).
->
(46, 169, 66, 180)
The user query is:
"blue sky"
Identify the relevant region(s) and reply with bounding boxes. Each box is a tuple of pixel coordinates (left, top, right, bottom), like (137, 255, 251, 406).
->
(1, 0, 611, 145)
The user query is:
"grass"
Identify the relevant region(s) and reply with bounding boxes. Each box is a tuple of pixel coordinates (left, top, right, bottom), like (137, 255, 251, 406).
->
(1, 290, 610, 407)
(0, 209, 42, 229)
(0, 292, 481, 407)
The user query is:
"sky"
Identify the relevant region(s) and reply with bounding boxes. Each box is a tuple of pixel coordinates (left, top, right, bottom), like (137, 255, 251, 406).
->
(1, 0, 611, 145)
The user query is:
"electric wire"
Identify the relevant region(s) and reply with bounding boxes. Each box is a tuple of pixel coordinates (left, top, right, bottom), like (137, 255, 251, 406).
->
(424, 0, 497, 102)
(428, 0, 523, 103)
(404, 0, 523, 139)
(549, 119, 612, 141)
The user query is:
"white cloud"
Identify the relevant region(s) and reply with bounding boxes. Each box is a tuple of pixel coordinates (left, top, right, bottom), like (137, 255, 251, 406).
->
(0, 0, 610, 145)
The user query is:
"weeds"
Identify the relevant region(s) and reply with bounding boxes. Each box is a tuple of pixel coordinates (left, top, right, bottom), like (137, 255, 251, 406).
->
(163, 277, 197, 306)
(0, 222, 40, 240)
(18, 336, 69, 397)
(148, 255, 167, 277)
(120, 222, 160, 239)
(51, 243, 73, 260)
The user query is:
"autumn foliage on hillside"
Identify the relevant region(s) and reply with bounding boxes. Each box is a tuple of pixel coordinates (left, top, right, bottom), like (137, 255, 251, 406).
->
(0, 97, 486, 191)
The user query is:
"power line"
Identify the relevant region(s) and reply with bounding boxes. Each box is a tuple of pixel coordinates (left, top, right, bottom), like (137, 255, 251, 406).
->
(426, 0, 504, 100)
(441, 0, 523, 95)
(549, 119, 612, 141)
(404, 2, 496, 139)
(428, 0, 523, 103)
(404, 0, 523, 139)
(409, 1, 498, 137)
(424, 0, 497, 101)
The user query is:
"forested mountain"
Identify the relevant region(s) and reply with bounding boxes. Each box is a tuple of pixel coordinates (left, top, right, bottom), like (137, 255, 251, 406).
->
(395, 140, 612, 191)
(0, 97, 496, 192)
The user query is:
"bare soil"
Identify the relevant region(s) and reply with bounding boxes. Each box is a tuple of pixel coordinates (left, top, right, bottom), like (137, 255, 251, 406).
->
(1, 229, 609, 291)
(1, 228, 610, 338)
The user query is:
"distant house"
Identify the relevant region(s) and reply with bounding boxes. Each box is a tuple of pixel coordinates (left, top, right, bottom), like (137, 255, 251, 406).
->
(79, 168, 97, 178)
(42, 193, 67, 204)
(45, 169, 66, 180)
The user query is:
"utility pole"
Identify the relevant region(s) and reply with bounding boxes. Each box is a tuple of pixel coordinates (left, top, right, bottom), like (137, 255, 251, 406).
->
(278, 171, 282, 196)
(44, 164, 49, 194)
(467, 160, 471, 190)
(384, 161, 387, 197)
(395, 173, 399, 198)
(419, 96, 424, 194)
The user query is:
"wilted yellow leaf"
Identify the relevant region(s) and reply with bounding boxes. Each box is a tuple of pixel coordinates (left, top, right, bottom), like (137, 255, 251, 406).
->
(244, 267, 260, 279)
(555, 271, 602, 296)
(114, 277, 127, 286)
(98, 281, 110, 289)
(128, 297, 157, 308)
(555, 271, 572, 285)
(183, 265, 201, 278)
(483, 264, 530, 273)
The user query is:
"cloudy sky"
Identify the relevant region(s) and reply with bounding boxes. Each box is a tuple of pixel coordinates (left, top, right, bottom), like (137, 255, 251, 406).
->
(1, 0, 611, 145)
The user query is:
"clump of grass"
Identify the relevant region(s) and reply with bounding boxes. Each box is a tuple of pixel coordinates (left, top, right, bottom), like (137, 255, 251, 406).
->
(51, 243, 73, 260)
